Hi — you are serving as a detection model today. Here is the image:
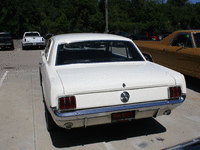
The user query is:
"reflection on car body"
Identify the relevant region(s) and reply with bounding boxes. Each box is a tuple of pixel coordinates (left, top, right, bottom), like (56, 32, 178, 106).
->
(134, 30, 200, 79)
(39, 33, 186, 131)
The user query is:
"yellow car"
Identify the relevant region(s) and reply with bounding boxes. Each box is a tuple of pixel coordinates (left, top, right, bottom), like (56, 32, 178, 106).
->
(134, 30, 200, 79)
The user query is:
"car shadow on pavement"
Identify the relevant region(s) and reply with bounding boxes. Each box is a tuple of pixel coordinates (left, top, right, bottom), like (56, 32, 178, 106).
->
(185, 75, 200, 93)
(49, 118, 166, 148)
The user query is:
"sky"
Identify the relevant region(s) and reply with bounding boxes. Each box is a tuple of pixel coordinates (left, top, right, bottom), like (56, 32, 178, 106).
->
(189, 0, 200, 3)
(163, 0, 200, 3)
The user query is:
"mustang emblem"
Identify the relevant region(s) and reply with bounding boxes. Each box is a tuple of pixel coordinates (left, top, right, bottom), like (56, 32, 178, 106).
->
(120, 91, 130, 103)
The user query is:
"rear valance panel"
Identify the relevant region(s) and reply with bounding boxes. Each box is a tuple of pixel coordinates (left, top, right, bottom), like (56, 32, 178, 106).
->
(74, 87, 169, 110)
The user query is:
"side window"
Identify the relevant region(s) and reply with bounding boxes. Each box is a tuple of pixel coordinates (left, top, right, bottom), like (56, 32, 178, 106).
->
(171, 34, 193, 48)
(45, 40, 51, 59)
(110, 42, 133, 59)
(111, 42, 127, 57)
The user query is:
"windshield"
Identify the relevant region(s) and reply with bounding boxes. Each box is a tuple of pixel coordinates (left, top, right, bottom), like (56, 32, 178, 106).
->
(56, 40, 144, 65)
(25, 33, 39, 36)
(193, 33, 200, 48)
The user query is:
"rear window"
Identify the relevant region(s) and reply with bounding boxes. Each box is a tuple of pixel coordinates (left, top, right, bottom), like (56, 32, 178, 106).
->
(25, 33, 39, 36)
(193, 33, 200, 48)
(56, 40, 144, 66)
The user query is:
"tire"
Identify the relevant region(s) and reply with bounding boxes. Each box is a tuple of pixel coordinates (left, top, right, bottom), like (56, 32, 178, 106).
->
(142, 52, 153, 62)
(9, 46, 14, 50)
(39, 67, 42, 86)
(144, 55, 151, 61)
(22, 46, 26, 50)
(45, 104, 58, 131)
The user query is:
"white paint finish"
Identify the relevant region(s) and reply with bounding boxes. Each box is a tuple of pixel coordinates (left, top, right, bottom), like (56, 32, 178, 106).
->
(22, 31, 46, 47)
(76, 87, 168, 110)
(56, 62, 177, 95)
(40, 33, 186, 129)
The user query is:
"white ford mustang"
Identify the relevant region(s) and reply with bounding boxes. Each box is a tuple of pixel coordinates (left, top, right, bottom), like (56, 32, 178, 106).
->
(39, 33, 186, 131)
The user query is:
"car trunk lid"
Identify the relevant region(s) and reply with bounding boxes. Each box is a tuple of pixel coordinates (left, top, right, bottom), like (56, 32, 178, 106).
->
(56, 62, 175, 95)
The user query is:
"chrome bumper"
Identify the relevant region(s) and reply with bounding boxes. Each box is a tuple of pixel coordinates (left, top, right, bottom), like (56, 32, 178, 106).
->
(51, 94, 186, 122)
(23, 42, 45, 46)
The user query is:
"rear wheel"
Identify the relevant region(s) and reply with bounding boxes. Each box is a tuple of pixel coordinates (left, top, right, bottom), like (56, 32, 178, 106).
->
(144, 55, 151, 61)
(45, 104, 58, 131)
(22, 45, 26, 50)
(39, 67, 42, 86)
(142, 53, 153, 62)
(9, 46, 14, 50)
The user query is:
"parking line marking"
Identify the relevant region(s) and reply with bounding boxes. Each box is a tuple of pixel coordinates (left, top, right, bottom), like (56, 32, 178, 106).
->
(0, 71, 9, 87)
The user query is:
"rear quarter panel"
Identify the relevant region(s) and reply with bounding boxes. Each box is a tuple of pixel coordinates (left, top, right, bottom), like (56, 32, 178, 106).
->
(41, 53, 64, 109)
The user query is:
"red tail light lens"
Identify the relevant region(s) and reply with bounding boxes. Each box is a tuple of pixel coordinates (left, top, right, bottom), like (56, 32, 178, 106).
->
(169, 86, 182, 99)
(71, 96, 76, 108)
(59, 98, 65, 110)
(59, 96, 76, 110)
(65, 97, 70, 109)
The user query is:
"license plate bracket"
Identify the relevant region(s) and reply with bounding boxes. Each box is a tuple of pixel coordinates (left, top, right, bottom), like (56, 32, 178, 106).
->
(112, 111, 135, 123)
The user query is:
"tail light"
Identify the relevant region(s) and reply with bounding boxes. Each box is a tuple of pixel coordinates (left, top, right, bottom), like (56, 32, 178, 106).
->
(25, 38, 26, 42)
(42, 38, 44, 41)
(169, 86, 182, 99)
(59, 96, 76, 110)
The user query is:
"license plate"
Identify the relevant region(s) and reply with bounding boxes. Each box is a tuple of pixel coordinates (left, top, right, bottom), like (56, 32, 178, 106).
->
(112, 111, 135, 123)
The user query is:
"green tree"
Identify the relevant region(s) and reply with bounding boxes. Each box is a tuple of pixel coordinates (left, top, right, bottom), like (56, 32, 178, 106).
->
(167, 0, 189, 6)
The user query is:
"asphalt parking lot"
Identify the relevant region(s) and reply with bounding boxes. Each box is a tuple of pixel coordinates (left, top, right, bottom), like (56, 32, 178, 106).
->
(0, 40, 200, 150)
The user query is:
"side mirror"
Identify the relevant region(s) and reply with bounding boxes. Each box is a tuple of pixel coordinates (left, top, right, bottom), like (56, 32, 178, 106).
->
(142, 52, 154, 62)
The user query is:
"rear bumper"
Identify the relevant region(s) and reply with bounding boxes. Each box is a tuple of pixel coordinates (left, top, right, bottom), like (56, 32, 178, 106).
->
(0, 43, 13, 48)
(22, 42, 45, 46)
(51, 94, 186, 129)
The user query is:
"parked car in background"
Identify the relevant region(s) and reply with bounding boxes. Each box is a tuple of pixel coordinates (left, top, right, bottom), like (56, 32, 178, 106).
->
(22, 31, 46, 50)
(45, 33, 54, 40)
(111, 31, 132, 39)
(0, 32, 14, 50)
(40, 33, 186, 131)
(163, 137, 200, 150)
(131, 32, 164, 41)
(134, 30, 200, 79)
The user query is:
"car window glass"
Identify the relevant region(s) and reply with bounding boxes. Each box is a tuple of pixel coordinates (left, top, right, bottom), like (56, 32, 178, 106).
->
(45, 40, 51, 59)
(0, 33, 11, 37)
(193, 33, 200, 48)
(56, 41, 144, 65)
(25, 33, 39, 36)
(171, 33, 193, 48)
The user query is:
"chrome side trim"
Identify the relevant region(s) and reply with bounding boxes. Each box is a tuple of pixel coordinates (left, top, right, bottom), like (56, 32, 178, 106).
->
(53, 94, 186, 118)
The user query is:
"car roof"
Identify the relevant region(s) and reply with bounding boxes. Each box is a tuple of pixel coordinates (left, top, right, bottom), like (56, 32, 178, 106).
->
(0, 32, 11, 34)
(175, 30, 200, 33)
(24, 31, 39, 33)
(51, 33, 132, 44)
(159, 30, 200, 45)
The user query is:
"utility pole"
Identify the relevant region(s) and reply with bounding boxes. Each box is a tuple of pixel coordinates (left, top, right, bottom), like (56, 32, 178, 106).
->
(105, 0, 108, 33)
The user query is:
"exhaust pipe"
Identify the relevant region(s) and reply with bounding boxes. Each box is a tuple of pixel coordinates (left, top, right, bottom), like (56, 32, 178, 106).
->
(65, 122, 73, 129)
(163, 110, 171, 115)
